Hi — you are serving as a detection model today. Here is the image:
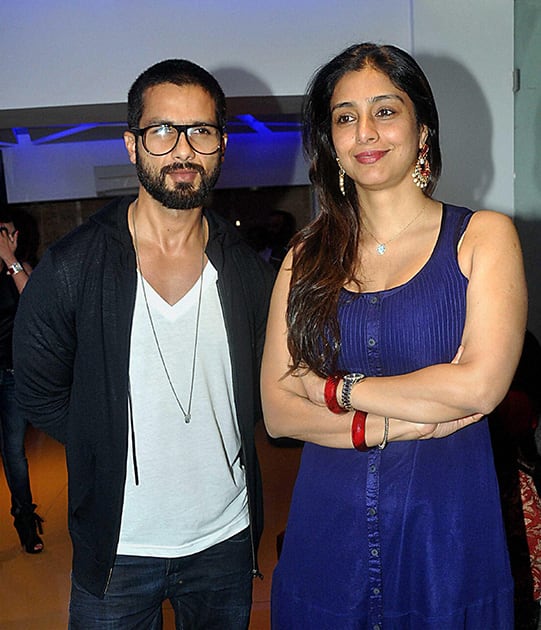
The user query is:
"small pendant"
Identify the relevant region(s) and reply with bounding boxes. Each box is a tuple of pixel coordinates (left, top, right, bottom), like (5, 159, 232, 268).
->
(376, 243, 386, 255)
(184, 413, 191, 424)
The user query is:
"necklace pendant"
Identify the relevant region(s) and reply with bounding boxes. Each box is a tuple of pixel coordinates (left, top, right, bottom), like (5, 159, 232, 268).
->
(376, 243, 386, 255)
(184, 413, 191, 424)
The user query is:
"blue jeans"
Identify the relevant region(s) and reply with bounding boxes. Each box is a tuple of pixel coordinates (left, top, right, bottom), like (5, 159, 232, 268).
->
(0, 368, 33, 511)
(69, 527, 253, 629)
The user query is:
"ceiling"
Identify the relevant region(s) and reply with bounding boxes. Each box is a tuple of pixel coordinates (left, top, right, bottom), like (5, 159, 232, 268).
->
(0, 95, 303, 148)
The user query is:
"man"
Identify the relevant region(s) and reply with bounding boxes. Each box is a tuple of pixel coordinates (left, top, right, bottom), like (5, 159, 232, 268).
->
(13, 59, 275, 629)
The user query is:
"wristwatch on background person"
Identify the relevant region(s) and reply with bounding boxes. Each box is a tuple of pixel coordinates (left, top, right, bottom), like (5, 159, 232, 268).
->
(340, 373, 366, 411)
(6, 261, 24, 276)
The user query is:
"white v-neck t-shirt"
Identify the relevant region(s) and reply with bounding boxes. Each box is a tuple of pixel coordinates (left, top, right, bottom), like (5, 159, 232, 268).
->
(117, 262, 249, 557)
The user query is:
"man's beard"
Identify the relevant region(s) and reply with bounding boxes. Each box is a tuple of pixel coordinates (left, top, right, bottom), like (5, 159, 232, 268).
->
(136, 152, 222, 210)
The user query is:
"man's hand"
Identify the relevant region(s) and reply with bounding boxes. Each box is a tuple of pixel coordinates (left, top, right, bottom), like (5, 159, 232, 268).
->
(0, 226, 18, 265)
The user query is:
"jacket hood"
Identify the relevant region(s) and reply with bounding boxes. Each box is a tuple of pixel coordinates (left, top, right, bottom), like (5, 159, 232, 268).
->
(88, 196, 135, 246)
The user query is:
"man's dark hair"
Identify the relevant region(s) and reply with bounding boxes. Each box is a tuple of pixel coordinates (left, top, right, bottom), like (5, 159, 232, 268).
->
(127, 59, 227, 131)
(0, 205, 15, 224)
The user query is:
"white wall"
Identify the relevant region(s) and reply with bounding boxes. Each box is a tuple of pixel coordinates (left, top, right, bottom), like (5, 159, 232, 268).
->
(514, 0, 541, 339)
(413, 0, 514, 214)
(0, 0, 410, 110)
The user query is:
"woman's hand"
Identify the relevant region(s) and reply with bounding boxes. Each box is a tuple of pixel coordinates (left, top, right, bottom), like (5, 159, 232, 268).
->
(298, 370, 328, 407)
(377, 412, 484, 444)
(426, 413, 484, 438)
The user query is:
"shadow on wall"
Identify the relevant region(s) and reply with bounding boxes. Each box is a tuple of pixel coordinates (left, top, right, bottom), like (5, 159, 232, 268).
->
(416, 52, 540, 339)
(211, 66, 306, 190)
(416, 54, 493, 211)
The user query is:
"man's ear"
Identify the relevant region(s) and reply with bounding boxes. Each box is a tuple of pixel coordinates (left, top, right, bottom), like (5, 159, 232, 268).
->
(220, 133, 228, 162)
(124, 130, 137, 165)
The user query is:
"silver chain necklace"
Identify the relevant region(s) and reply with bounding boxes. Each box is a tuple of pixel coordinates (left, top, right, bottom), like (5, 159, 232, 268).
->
(132, 205, 205, 423)
(362, 205, 426, 255)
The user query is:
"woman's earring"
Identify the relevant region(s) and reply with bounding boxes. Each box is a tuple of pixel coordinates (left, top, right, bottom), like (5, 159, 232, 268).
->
(412, 144, 431, 190)
(336, 158, 346, 197)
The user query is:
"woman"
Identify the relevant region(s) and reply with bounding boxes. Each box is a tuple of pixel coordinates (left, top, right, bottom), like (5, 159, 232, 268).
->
(261, 43, 527, 628)
(0, 207, 43, 553)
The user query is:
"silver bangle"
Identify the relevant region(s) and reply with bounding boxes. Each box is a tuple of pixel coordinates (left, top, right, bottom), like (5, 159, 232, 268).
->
(378, 416, 389, 450)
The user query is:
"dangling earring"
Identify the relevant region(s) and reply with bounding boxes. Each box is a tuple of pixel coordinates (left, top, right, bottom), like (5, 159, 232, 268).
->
(336, 158, 346, 197)
(412, 144, 431, 190)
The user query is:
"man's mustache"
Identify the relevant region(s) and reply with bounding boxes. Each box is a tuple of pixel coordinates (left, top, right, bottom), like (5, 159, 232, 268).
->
(161, 163, 204, 176)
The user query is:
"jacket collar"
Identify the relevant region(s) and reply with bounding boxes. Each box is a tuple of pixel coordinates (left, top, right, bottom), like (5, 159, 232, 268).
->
(88, 196, 245, 260)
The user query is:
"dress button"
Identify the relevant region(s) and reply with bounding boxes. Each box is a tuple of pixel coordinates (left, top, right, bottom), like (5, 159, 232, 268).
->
(370, 296, 378, 305)
(373, 587, 380, 595)
(374, 625, 381, 630)
(371, 548, 379, 557)
(368, 507, 377, 516)
(368, 338, 376, 347)
(369, 464, 376, 473)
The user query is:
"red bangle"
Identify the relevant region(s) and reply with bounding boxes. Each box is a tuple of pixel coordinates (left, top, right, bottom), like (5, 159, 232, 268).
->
(324, 375, 346, 414)
(351, 410, 368, 451)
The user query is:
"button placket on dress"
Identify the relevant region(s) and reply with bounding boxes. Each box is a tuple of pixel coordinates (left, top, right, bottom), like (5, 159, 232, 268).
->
(366, 447, 383, 628)
(364, 293, 384, 628)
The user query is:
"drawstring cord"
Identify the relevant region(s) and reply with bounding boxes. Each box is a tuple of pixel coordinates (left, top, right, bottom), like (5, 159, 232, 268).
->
(127, 379, 139, 486)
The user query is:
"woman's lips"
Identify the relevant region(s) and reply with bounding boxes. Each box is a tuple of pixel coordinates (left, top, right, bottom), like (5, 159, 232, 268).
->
(354, 150, 388, 164)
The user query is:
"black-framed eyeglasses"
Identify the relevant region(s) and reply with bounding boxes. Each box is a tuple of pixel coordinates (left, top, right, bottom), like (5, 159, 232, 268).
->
(130, 123, 223, 156)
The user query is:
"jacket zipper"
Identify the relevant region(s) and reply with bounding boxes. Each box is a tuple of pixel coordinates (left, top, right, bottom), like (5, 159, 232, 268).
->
(104, 567, 114, 594)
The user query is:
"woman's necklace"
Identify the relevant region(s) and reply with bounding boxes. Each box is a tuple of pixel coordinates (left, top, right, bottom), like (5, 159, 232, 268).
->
(132, 204, 205, 424)
(362, 205, 426, 255)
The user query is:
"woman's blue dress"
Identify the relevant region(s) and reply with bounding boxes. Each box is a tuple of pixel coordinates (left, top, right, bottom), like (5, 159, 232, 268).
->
(271, 205, 514, 629)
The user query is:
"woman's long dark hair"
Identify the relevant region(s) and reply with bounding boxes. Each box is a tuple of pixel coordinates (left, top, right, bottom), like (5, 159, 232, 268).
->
(287, 43, 441, 376)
